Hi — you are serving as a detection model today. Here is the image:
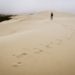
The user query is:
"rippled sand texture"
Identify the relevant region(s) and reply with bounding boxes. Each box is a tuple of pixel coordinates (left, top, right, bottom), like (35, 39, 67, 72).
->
(0, 11, 75, 75)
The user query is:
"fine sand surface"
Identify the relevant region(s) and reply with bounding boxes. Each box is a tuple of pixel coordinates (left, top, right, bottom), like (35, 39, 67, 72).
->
(0, 11, 75, 75)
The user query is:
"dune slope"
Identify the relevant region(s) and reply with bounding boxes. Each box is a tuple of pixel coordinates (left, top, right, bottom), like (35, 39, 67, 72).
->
(0, 11, 75, 75)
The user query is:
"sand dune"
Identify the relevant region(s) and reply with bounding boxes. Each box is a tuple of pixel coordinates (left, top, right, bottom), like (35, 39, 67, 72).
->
(0, 11, 75, 75)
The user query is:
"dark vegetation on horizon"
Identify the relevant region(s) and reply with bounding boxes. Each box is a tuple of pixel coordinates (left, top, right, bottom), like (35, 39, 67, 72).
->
(0, 15, 13, 22)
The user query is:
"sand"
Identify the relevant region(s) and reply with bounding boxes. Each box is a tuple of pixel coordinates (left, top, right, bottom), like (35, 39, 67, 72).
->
(0, 11, 75, 75)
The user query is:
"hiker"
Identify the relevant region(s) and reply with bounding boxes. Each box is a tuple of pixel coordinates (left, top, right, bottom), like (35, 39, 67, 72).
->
(51, 12, 53, 20)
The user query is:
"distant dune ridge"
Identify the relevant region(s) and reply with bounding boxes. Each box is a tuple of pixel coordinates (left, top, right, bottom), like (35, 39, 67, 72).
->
(0, 11, 75, 75)
(0, 14, 15, 22)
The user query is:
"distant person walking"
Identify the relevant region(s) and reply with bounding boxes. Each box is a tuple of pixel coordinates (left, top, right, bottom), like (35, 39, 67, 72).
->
(50, 12, 53, 20)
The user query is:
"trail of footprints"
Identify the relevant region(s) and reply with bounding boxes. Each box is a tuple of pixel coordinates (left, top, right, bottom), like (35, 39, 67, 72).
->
(12, 39, 63, 68)
(12, 34, 74, 68)
(12, 29, 75, 68)
(12, 33, 75, 68)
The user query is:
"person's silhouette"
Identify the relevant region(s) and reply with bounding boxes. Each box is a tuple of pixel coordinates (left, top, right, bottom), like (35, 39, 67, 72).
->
(51, 12, 53, 20)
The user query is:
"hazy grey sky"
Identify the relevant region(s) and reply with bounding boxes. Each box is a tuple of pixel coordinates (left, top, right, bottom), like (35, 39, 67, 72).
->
(0, 0, 75, 14)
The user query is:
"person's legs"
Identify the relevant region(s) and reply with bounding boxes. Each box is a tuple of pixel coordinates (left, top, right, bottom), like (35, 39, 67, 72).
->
(51, 15, 53, 20)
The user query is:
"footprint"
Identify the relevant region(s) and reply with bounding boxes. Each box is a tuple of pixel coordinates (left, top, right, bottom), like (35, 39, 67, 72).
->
(12, 64, 19, 67)
(45, 44, 53, 48)
(34, 48, 43, 54)
(34, 50, 43, 54)
(46, 44, 50, 48)
(12, 54, 16, 56)
(39, 49, 43, 52)
(16, 52, 28, 58)
(21, 53, 27, 56)
(17, 62, 22, 65)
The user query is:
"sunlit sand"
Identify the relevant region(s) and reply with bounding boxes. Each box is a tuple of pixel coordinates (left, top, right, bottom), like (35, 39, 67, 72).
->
(0, 11, 75, 75)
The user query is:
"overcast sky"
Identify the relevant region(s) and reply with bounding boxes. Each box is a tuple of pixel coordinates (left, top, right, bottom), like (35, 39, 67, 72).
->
(0, 0, 75, 14)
